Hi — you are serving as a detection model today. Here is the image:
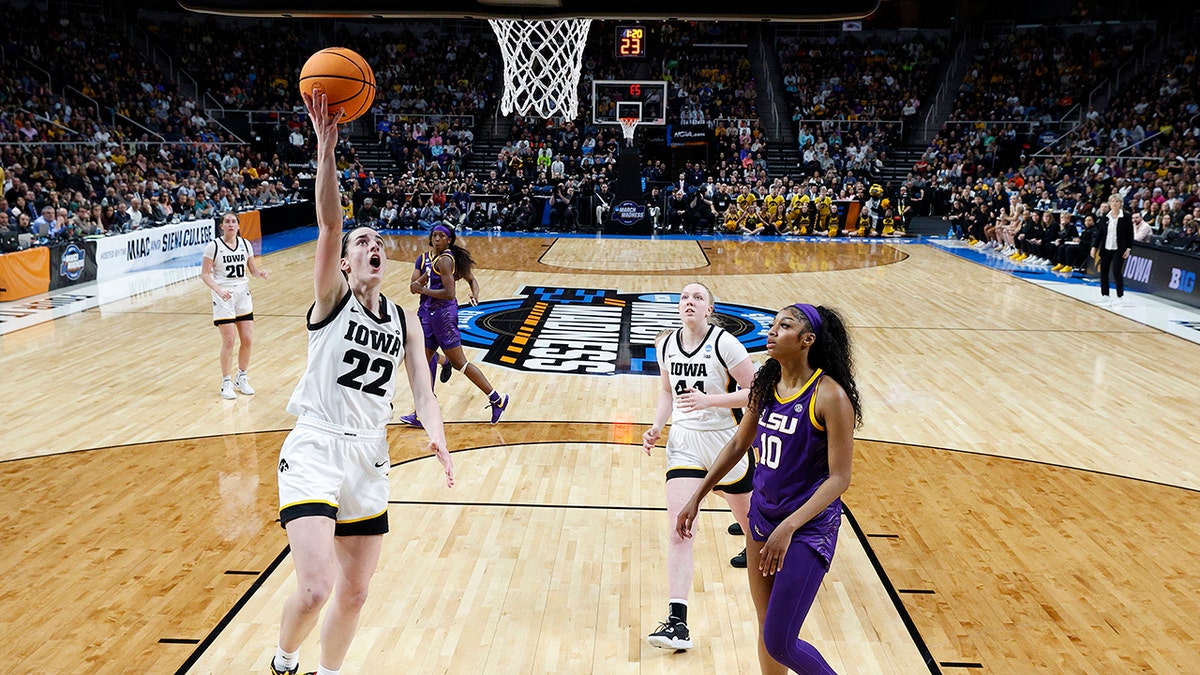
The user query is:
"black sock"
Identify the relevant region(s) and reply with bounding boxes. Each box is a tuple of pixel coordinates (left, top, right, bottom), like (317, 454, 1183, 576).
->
(669, 601, 687, 623)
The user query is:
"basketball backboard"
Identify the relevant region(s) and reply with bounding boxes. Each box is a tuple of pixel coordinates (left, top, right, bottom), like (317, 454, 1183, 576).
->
(177, 0, 880, 20)
(592, 80, 666, 127)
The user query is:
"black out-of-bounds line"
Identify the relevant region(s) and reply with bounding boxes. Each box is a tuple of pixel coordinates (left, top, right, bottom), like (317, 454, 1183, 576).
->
(842, 505, 943, 675)
(175, 545, 294, 675)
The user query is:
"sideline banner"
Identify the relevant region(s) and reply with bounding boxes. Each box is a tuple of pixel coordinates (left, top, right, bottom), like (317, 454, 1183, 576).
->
(95, 219, 216, 279)
(0, 246, 50, 301)
(1124, 243, 1200, 308)
(49, 241, 99, 290)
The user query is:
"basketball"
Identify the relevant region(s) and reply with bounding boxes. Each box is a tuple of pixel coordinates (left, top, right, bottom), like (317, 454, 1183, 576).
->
(299, 47, 376, 123)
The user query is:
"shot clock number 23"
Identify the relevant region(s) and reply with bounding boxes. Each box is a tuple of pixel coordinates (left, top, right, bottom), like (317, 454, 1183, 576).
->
(614, 25, 646, 59)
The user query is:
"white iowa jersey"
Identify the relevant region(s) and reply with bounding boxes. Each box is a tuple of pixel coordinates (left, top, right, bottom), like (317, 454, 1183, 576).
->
(659, 325, 750, 431)
(286, 289, 408, 431)
(203, 236, 253, 290)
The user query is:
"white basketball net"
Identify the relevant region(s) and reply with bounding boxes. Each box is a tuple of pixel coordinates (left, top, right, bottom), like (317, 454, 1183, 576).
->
(618, 117, 639, 145)
(489, 19, 593, 119)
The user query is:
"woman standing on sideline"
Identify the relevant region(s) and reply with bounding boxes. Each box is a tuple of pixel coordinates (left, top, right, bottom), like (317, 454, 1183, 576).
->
(642, 282, 757, 651)
(269, 90, 454, 675)
(1092, 193, 1134, 305)
(677, 303, 861, 675)
(200, 211, 270, 399)
(399, 224, 509, 427)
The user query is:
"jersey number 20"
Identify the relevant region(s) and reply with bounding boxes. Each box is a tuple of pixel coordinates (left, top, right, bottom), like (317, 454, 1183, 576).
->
(337, 349, 392, 397)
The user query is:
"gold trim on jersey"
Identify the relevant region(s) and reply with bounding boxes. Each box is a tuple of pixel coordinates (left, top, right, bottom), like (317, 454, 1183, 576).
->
(774, 367, 824, 404)
(809, 377, 825, 432)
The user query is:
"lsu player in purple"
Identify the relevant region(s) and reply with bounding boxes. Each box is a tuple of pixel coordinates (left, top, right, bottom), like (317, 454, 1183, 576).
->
(677, 303, 861, 675)
(401, 223, 509, 427)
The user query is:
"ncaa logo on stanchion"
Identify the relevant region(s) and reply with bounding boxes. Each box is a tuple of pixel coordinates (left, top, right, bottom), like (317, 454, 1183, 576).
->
(612, 200, 645, 226)
(60, 244, 86, 281)
(457, 286, 775, 376)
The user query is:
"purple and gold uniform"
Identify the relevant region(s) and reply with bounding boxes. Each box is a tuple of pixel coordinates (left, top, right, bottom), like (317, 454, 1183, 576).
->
(415, 250, 461, 350)
(747, 367, 840, 568)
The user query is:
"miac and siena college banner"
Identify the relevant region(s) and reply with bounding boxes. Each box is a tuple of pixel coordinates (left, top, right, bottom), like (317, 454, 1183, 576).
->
(92, 214, 261, 280)
(457, 286, 778, 376)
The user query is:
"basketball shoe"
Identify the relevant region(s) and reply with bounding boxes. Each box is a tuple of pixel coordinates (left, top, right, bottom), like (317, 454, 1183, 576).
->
(235, 370, 255, 395)
(398, 412, 423, 428)
(268, 660, 297, 675)
(220, 377, 236, 400)
(730, 548, 747, 568)
(439, 356, 453, 383)
(488, 393, 509, 424)
(647, 617, 692, 650)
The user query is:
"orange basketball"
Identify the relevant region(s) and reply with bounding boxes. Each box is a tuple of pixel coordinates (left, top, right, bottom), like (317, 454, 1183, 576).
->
(299, 47, 376, 123)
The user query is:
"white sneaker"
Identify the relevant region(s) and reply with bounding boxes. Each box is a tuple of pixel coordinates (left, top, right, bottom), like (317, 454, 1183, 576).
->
(220, 378, 236, 399)
(234, 372, 255, 395)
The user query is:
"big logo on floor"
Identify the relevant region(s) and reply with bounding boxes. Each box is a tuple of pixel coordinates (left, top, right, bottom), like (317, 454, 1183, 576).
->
(458, 286, 776, 375)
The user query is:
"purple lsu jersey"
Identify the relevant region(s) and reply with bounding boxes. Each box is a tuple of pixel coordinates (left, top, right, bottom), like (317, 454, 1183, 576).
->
(748, 368, 841, 568)
(415, 250, 456, 312)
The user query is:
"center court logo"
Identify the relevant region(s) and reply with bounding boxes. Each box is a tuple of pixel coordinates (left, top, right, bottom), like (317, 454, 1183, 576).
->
(457, 286, 776, 376)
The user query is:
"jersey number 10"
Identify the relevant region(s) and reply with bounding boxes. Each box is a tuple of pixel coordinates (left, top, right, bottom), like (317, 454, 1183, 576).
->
(758, 433, 782, 469)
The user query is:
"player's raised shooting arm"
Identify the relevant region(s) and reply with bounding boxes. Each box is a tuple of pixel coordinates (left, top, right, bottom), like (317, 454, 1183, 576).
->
(305, 90, 349, 314)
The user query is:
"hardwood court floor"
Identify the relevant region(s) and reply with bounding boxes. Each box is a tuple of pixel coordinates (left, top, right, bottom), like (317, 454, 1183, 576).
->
(1, 234, 1198, 673)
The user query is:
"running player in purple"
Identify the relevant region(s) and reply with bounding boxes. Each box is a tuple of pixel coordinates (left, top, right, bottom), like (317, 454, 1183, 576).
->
(677, 302, 861, 675)
(401, 224, 509, 426)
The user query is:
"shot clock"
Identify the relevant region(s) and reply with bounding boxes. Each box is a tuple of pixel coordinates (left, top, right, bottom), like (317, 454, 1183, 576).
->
(614, 25, 647, 59)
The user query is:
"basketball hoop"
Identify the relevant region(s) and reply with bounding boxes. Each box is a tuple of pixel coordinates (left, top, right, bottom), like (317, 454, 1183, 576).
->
(489, 19, 592, 119)
(618, 117, 640, 146)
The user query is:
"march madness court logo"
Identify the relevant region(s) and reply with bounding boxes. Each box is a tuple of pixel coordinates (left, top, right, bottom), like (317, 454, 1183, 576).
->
(458, 286, 777, 376)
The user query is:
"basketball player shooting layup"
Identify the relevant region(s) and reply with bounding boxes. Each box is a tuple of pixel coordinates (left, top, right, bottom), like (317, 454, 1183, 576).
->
(268, 89, 453, 675)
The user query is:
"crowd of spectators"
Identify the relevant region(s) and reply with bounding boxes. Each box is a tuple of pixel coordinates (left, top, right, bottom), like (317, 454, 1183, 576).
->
(951, 24, 1153, 122)
(151, 16, 309, 111)
(1038, 41, 1198, 161)
(934, 24, 1200, 265)
(0, 13, 302, 248)
(659, 22, 756, 125)
(5, 4, 1198, 262)
(779, 33, 945, 131)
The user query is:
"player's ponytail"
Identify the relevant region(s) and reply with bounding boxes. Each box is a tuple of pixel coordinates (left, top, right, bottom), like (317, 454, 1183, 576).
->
(448, 240, 475, 280)
(808, 305, 862, 428)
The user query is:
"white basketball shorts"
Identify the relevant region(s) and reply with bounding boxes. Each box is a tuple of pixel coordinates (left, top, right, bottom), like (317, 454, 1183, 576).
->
(277, 417, 390, 535)
(665, 424, 751, 492)
(212, 285, 253, 324)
